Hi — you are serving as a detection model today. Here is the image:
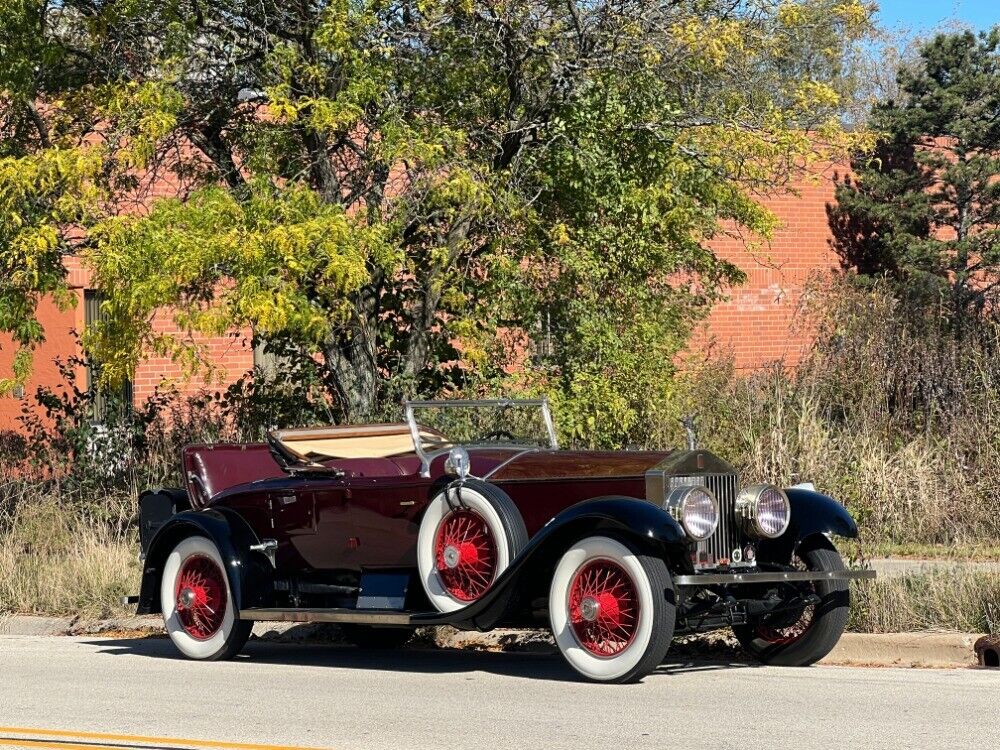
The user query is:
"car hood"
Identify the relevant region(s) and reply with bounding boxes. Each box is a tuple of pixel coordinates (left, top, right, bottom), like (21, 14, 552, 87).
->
(477, 448, 675, 482)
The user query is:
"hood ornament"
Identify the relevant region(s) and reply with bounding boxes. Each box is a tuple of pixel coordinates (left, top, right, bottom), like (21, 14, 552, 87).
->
(681, 415, 698, 451)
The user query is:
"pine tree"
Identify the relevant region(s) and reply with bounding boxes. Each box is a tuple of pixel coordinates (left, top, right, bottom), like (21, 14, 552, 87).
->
(833, 28, 1000, 335)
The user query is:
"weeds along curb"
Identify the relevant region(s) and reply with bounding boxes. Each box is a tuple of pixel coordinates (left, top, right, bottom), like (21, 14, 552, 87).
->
(0, 615, 983, 668)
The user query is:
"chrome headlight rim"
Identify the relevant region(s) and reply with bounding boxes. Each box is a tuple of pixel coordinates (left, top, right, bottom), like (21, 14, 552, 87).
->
(665, 484, 720, 541)
(736, 484, 791, 539)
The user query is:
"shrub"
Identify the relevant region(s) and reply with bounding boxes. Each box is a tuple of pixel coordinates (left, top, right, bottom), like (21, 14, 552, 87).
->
(678, 275, 1000, 548)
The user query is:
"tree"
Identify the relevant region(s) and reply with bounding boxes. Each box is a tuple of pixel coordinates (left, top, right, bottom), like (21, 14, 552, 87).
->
(1, 1, 874, 430)
(832, 27, 1000, 336)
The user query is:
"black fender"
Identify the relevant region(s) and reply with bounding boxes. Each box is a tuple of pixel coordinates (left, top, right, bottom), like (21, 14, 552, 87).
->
(757, 487, 859, 565)
(135, 507, 273, 616)
(414, 496, 688, 631)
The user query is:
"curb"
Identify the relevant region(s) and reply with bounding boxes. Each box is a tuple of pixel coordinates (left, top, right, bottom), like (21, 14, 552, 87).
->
(821, 632, 980, 668)
(0, 614, 983, 668)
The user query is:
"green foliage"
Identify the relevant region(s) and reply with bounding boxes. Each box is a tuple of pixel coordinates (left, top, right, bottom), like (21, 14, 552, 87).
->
(833, 27, 1000, 332)
(682, 276, 1000, 548)
(0, 147, 102, 391)
(2, 0, 875, 430)
(85, 181, 384, 383)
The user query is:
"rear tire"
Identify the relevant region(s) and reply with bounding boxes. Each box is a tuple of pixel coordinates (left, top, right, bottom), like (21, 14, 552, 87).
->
(549, 536, 675, 683)
(417, 479, 528, 613)
(733, 542, 850, 666)
(160, 535, 252, 661)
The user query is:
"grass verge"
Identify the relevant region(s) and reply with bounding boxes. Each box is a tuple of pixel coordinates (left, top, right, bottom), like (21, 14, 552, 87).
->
(0, 496, 140, 618)
(842, 540, 1000, 562)
(849, 570, 1000, 634)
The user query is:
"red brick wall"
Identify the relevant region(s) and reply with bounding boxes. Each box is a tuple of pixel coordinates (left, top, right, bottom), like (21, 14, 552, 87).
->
(91, 275, 257, 400)
(693, 168, 844, 369)
(0, 258, 255, 430)
(0, 293, 84, 429)
(1, 166, 847, 430)
(130, 312, 254, 403)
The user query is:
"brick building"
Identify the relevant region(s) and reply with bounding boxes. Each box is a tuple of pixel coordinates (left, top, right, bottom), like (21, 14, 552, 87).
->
(0, 167, 845, 430)
(695, 170, 843, 369)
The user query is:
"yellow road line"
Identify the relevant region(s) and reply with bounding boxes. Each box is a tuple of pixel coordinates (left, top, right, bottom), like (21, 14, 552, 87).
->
(0, 728, 330, 750)
(0, 739, 117, 750)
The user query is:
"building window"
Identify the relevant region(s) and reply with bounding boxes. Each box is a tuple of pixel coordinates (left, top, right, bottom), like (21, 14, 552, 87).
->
(253, 336, 280, 379)
(85, 291, 133, 422)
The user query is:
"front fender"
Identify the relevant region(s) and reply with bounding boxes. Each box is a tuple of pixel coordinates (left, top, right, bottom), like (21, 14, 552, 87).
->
(136, 507, 272, 615)
(415, 496, 688, 630)
(757, 487, 859, 564)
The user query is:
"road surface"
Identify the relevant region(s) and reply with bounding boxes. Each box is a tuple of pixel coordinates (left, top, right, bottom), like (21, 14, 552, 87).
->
(1, 634, 997, 750)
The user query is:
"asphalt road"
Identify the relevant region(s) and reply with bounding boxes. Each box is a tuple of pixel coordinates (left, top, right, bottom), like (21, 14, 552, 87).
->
(1, 635, 997, 750)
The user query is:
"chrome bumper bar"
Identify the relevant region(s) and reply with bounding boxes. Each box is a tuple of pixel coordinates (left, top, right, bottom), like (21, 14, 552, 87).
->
(675, 569, 877, 586)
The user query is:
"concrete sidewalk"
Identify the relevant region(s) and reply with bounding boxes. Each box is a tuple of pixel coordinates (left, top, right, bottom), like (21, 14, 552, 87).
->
(0, 614, 985, 669)
(869, 558, 1000, 577)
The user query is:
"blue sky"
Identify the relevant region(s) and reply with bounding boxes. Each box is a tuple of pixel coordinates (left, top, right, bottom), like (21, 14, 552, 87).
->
(876, 1, 999, 34)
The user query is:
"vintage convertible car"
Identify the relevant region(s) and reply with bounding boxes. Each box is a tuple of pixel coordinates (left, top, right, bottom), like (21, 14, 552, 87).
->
(131, 399, 874, 682)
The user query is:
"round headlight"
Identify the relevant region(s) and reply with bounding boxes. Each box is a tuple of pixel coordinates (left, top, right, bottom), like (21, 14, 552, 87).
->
(444, 446, 470, 479)
(736, 484, 791, 539)
(665, 485, 719, 541)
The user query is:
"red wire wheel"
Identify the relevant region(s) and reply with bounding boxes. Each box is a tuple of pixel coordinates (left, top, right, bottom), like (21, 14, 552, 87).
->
(174, 554, 228, 640)
(433, 509, 498, 602)
(755, 589, 817, 645)
(568, 558, 640, 657)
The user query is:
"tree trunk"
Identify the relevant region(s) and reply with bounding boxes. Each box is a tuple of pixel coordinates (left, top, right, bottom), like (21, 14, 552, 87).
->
(323, 276, 383, 422)
(325, 332, 377, 421)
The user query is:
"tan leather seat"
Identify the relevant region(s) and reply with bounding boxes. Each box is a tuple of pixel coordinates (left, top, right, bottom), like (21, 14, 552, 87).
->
(270, 423, 449, 461)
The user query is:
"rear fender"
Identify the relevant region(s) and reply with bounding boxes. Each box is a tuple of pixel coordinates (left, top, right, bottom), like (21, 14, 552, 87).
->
(757, 487, 859, 565)
(136, 508, 273, 615)
(416, 496, 689, 630)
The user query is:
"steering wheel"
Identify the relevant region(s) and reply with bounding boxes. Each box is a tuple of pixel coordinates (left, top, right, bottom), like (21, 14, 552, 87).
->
(480, 429, 517, 442)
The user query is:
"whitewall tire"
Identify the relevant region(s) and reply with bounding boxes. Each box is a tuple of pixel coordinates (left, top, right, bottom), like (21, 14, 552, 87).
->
(417, 480, 527, 613)
(160, 535, 251, 660)
(549, 536, 675, 683)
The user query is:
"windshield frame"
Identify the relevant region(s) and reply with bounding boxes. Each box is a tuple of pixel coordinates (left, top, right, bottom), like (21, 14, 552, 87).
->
(403, 398, 559, 475)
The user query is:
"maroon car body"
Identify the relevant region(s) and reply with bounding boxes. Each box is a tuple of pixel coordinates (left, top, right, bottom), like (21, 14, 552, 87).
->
(133, 399, 874, 682)
(175, 442, 664, 570)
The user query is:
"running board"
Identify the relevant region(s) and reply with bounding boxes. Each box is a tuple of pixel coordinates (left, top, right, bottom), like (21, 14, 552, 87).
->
(240, 607, 412, 625)
(675, 569, 877, 586)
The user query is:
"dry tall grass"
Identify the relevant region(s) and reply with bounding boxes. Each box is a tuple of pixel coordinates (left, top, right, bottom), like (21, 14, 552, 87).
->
(0, 370, 323, 619)
(0, 488, 139, 617)
(671, 277, 1000, 549)
(850, 571, 1000, 633)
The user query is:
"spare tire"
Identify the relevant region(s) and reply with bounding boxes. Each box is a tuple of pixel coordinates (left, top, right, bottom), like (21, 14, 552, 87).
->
(416, 478, 528, 612)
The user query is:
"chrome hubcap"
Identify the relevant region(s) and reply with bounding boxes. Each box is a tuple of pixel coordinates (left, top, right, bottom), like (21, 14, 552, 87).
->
(443, 545, 461, 569)
(579, 596, 600, 622)
(178, 587, 197, 609)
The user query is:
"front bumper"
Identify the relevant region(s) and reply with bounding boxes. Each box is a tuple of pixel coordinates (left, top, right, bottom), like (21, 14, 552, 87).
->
(674, 569, 876, 586)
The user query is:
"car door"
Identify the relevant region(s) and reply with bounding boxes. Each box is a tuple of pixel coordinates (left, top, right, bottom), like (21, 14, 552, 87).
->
(318, 474, 430, 573)
(267, 479, 323, 569)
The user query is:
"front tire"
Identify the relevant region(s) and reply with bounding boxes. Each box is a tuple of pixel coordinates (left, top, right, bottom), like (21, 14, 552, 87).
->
(733, 541, 850, 666)
(160, 535, 252, 660)
(549, 536, 675, 683)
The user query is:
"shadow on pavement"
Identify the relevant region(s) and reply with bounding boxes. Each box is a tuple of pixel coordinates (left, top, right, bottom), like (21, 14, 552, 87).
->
(82, 636, 761, 683)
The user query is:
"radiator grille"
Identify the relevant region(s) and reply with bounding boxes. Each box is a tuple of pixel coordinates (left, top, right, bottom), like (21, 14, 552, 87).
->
(670, 473, 747, 569)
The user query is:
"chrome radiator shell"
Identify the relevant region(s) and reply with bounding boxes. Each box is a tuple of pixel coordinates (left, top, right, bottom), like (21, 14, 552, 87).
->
(645, 450, 750, 570)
